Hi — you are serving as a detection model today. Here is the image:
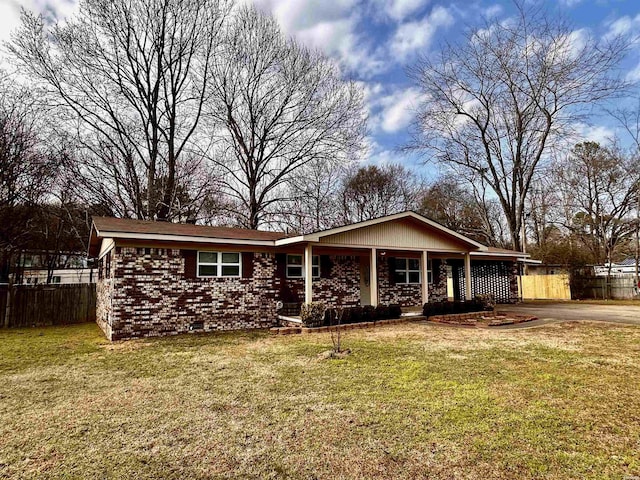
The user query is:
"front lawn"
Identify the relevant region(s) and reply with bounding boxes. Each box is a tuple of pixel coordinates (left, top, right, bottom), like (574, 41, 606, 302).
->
(0, 322, 639, 479)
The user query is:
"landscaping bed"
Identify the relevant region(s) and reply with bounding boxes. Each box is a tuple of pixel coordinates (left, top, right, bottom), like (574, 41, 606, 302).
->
(428, 310, 537, 327)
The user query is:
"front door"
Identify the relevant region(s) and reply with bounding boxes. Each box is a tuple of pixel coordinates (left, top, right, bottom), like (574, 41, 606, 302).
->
(359, 256, 371, 305)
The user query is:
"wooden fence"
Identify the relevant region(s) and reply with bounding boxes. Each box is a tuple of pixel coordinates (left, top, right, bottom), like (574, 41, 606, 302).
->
(520, 274, 572, 300)
(573, 276, 639, 300)
(0, 284, 96, 328)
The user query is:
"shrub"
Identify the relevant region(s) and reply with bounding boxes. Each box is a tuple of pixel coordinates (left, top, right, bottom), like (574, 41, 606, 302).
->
(300, 302, 326, 328)
(423, 300, 488, 317)
(388, 304, 402, 319)
(361, 305, 376, 322)
(350, 306, 363, 323)
(375, 304, 389, 320)
(475, 294, 496, 310)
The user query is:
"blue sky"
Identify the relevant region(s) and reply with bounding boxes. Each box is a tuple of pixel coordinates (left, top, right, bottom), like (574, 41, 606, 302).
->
(2, 0, 640, 172)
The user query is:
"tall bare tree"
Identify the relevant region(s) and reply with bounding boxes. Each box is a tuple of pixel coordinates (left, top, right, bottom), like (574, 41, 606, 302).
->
(410, 2, 627, 250)
(0, 74, 58, 281)
(206, 6, 367, 229)
(556, 142, 640, 267)
(10, 0, 231, 221)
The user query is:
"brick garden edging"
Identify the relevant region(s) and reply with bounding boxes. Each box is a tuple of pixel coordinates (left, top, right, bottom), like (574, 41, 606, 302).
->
(270, 317, 422, 335)
(428, 310, 537, 327)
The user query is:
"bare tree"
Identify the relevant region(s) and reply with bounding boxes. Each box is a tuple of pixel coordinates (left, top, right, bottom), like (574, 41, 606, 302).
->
(418, 174, 503, 246)
(410, 1, 627, 250)
(556, 142, 640, 268)
(10, 0, 231, 221)
(206, 6, 367, 229)
(340, 164, 423, 223)
(0, 75, 58, 282)
(278, 158, 347, 233)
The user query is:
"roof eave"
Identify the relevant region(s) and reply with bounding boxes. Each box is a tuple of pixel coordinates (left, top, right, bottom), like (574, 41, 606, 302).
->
(98, 231, 277, 247)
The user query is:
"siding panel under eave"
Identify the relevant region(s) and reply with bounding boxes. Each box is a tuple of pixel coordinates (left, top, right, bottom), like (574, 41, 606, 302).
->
(319, 219, 468, 250)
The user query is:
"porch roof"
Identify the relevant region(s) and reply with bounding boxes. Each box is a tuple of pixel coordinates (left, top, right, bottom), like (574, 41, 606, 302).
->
(275, 211, 487, 251)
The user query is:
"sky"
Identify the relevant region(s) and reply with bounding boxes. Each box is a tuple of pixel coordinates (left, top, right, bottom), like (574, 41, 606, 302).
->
(1, 0, 640, 174)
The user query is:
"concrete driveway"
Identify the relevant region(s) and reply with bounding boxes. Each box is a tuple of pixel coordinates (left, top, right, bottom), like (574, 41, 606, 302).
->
(498, 302, 640, 326)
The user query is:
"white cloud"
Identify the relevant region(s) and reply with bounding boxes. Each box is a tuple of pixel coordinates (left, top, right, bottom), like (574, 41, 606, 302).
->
(378, 87, 422, 133)
(365, 84, 424, 133)
(248, 0, 389, 77)
(296, 18, 387, 76)
(481, 4, 502, 18)
(626, 62, 640, 82)
(372, 0, 430, 22)
(250, 0, 358, 32)
(559, 0, 583, 7)
(390, 5, 453, 60)
(604, 14, 640, 42)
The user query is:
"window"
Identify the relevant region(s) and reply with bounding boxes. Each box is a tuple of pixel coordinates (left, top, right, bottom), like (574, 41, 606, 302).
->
(197, 251, 241, 278)
(394, 258, 421, 284)
(286, 254, 320, 278)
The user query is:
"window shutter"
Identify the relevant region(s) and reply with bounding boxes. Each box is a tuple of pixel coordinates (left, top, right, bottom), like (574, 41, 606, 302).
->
(242, 252, 254, 278)
(182, 250, 197, 279)
(275, 253, 287, 279)
(388, 256, 396, 285)
(320, 255, 332, 278)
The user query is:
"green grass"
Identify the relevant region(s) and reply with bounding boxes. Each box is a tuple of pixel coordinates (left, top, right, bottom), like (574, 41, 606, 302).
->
(0, 322, 639, 479)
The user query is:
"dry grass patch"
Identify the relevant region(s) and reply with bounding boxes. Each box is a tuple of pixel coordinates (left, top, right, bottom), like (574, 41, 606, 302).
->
(0, 322, 639, 479)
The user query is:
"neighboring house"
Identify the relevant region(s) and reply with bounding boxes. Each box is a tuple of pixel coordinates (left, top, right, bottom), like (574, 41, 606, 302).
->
(594, 258, 640, 277)
(12, 251, 94, 284)
(22, 268, 94, 284)
(89, 211, 530, 340)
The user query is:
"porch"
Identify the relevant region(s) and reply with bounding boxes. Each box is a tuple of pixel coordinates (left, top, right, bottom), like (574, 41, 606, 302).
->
(271, 212, 525, 317)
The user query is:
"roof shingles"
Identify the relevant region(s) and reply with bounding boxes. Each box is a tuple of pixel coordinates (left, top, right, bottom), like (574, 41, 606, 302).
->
(92, 217, 288, 242)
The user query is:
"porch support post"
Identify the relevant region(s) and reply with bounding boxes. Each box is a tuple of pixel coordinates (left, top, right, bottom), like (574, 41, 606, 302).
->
(421, 250, 429, 305)
(370, 248, 378, 307)
(304, 243, 313, 304)
(464, 252, 472, 301)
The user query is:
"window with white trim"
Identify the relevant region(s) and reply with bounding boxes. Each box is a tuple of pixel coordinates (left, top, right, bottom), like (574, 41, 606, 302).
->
(286, 254, 320, 278)
(197, 251, 241, 277)
(394, 257, 421, 284)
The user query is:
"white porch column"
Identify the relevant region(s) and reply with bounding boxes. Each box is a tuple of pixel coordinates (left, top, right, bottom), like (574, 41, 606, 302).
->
(464, 252, 472, 301)
(370, 248, 378, 307)
(421, 250, 429, 304)
(304, 243, 313, 304)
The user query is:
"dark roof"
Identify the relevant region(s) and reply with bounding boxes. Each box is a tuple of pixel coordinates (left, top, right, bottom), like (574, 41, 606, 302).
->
(484, 246, 526, 255)
(92, 217, 288, 242)
(615, 257, 638, 266)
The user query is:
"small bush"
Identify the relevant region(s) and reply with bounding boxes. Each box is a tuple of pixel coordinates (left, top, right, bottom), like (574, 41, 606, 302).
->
(361, 305, 376, 322)
(300, 302, 326, 328)
(375, 304, 389, 320)
(475, 294, 496, 310)
(423, 300, 488, 317)
(351, 306, 363, 323)
(388, 304, 402, 319)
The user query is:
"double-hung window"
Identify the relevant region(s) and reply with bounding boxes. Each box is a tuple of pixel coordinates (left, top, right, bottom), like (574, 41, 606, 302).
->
(197, 251, 241, 278)
(286, 254, 320, 278)
(394, 258, 421, 284)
